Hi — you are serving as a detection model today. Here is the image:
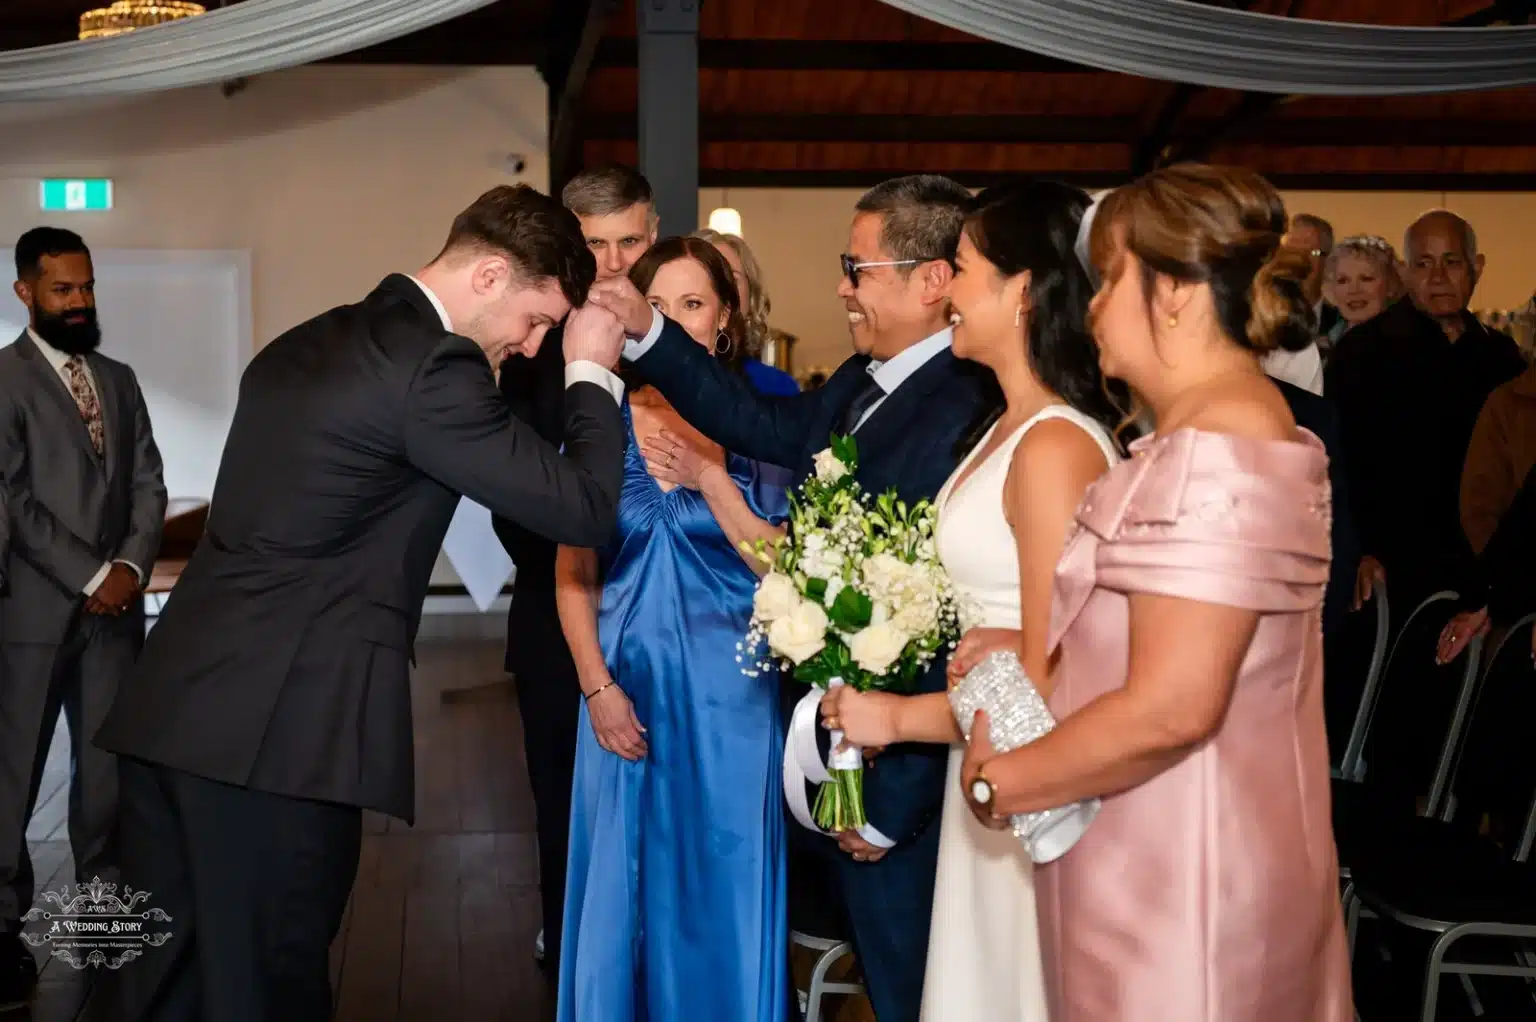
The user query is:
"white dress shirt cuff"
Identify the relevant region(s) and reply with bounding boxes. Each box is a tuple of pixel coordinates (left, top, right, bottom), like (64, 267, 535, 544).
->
(564, 361, 625, 404)
(621, 306, 665, 362)
(84, 559, 147, 595)
(83, 563, 110, 596)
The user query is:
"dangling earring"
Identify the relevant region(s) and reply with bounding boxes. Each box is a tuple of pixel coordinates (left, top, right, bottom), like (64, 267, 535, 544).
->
(1167, 314, 1179, 329)
(714, 331, 733, 357)
(1014, 306, 1023, 328)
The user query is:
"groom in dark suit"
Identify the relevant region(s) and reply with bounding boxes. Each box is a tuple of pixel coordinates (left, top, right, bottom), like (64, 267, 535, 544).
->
(92, 184, 629, 1022)
(589, 174, 990, 1022)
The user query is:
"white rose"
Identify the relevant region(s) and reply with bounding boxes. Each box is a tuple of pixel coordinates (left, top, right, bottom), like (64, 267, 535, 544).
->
(768, 599, 830, 664)
(860, 552, 907, 594)
(753, 572, 799, 624)
(893, 593, 938, 637)
(813, 448, 849, 484)
(848, 621, 910, 677)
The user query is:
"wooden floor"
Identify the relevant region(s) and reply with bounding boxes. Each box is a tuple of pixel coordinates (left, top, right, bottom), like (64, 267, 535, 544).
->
(18, 639, 876, 1022)
(19, 641, 554, 1022)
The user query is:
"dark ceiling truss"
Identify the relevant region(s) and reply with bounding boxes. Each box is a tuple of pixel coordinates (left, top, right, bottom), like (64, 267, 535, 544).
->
(1132, 0, 1265, 175)
(541, 0, 617, 192)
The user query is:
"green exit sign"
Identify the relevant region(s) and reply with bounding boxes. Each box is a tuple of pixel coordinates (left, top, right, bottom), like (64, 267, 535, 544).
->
(39, 179, 113, 212)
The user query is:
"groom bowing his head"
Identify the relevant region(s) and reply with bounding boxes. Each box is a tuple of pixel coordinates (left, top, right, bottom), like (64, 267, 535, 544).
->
(92, 184, 629, 1022)
(587, 174, 989, 1022)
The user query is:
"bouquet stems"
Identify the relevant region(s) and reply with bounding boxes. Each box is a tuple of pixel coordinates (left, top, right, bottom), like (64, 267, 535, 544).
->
(813, 767, 867, 832)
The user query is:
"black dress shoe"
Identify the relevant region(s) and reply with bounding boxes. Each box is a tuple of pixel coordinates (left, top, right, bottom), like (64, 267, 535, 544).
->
(0, 934, 38, 1013)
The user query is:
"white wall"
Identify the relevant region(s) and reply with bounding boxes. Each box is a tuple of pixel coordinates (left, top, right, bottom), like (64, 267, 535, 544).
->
(0, 249, 249, 502)
(0, 65, 549, 586)
(0, 65, 549, 352)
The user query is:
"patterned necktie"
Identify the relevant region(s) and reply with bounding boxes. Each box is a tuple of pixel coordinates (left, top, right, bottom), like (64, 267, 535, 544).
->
(840, 375, 885, 435)
(63, 356, 104, 458)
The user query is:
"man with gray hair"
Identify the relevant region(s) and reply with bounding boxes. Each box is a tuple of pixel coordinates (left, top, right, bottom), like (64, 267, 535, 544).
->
(492, 162, 658, 975)
(588, 174, 992, 1022)
(1326, 207, 1524, 817)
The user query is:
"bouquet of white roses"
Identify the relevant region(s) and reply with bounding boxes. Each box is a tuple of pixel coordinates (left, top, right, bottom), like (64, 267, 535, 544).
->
(741, 435, 963, 832)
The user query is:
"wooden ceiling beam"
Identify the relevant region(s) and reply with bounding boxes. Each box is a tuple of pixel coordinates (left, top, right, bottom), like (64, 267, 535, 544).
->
(593, 38, 1091, 72)
(694, 168, 1536, 192)
(582, 112, 1536, 148)
(584, 113, 1141, 144)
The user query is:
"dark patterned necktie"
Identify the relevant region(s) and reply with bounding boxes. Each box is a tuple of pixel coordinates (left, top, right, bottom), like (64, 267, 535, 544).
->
(63, 356, 104, 458)
(840, 375, 885, 435)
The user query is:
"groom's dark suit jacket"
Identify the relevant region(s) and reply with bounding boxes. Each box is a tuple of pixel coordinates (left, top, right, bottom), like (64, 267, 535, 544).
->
(632, 315, 993, 845)
(95, 275, 625, 823)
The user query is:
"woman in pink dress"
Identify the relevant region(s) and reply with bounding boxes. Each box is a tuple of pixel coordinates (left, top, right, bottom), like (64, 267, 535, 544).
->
(954, 164, 1354, 1021)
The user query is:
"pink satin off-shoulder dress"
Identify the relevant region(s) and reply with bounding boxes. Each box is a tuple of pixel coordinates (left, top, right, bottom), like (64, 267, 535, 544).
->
(1036, 427, 1354, 1021)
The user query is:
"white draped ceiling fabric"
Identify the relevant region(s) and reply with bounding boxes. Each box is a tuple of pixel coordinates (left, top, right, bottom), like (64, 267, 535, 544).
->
(0, 0, 501, 100)
(876, 0, 1536, 94)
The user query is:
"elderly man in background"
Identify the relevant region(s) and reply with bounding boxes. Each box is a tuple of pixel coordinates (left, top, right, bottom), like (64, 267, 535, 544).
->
(1326, 208, 1525, 817)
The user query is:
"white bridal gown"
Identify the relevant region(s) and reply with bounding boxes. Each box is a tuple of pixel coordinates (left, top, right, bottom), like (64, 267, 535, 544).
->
(921, 404, 1119, 1022)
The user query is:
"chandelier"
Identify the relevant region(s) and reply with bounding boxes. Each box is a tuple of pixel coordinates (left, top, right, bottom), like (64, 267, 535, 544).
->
(79, 1, 207, 40)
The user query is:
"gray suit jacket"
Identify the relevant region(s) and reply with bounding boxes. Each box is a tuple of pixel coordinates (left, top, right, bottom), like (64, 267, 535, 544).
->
(0, 332, 167, 642)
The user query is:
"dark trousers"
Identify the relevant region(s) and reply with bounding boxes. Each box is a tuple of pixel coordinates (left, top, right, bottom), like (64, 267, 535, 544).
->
(0, 612, 134, 929)
(832, 821, 940, 1022)
(512, 658, 581, 967)
(100, 760, 361, 1022)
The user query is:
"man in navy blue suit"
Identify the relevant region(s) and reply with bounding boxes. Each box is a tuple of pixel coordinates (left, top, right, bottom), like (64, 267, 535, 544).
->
(588, 175, 992, 1022)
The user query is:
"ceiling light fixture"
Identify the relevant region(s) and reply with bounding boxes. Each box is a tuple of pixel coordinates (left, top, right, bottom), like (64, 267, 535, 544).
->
(79, 1, 207, 41)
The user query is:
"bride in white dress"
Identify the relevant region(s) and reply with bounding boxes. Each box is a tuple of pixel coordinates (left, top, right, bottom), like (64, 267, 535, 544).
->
(821, 181, 1123, 1020)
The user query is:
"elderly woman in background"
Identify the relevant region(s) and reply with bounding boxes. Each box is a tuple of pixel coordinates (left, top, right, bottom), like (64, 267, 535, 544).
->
(1323, 234, 1404, 343)
(692, 228, 800, 396)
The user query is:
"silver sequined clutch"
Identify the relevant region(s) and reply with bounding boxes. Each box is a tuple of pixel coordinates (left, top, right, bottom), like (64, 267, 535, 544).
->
(949, 649, 1099, 864)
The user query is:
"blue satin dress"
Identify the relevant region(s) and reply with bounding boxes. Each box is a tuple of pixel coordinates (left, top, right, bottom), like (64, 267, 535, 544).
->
(557, 402, 790, 1022)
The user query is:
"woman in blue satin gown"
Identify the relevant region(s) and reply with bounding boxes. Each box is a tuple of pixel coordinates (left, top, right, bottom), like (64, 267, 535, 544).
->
(554, 237, 790, 1022)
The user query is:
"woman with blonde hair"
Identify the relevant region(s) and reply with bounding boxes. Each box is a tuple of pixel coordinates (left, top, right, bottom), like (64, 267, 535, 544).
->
(948, 164, 1353, 1021)
(1323, 233, 1405, 337)
(691, 228, 799, 396)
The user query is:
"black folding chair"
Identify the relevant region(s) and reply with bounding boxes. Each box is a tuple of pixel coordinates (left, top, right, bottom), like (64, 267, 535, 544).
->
(1333, 591, 1480, 887)
(1344, 614, 1536, 1022)
(1331, 582, 1391, 782)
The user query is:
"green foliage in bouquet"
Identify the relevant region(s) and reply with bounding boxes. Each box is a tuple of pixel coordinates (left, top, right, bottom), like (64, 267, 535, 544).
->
(740, 434, 964, 830)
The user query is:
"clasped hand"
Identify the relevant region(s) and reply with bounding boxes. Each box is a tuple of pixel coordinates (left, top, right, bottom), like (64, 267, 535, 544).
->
(562, 303, 625, 370)
(85, 562, 140, 616)
(585, 277, 656, 339)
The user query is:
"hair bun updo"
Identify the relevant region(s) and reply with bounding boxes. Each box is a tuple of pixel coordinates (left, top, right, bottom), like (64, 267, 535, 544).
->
(1088, 164, 1317, 357)
(1247, 240, 1315, 354)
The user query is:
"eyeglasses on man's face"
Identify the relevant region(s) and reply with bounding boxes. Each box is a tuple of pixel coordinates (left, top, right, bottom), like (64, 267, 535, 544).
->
(840, 254, 937, 290)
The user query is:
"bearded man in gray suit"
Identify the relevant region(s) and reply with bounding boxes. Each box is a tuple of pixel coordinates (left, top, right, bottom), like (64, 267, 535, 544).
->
(0, 227, 166, 1010)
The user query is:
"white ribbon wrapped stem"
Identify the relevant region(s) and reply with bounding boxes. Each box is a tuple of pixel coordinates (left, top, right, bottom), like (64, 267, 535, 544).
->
(825, 677, 863, 772)
(781, 679, 894, 848)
